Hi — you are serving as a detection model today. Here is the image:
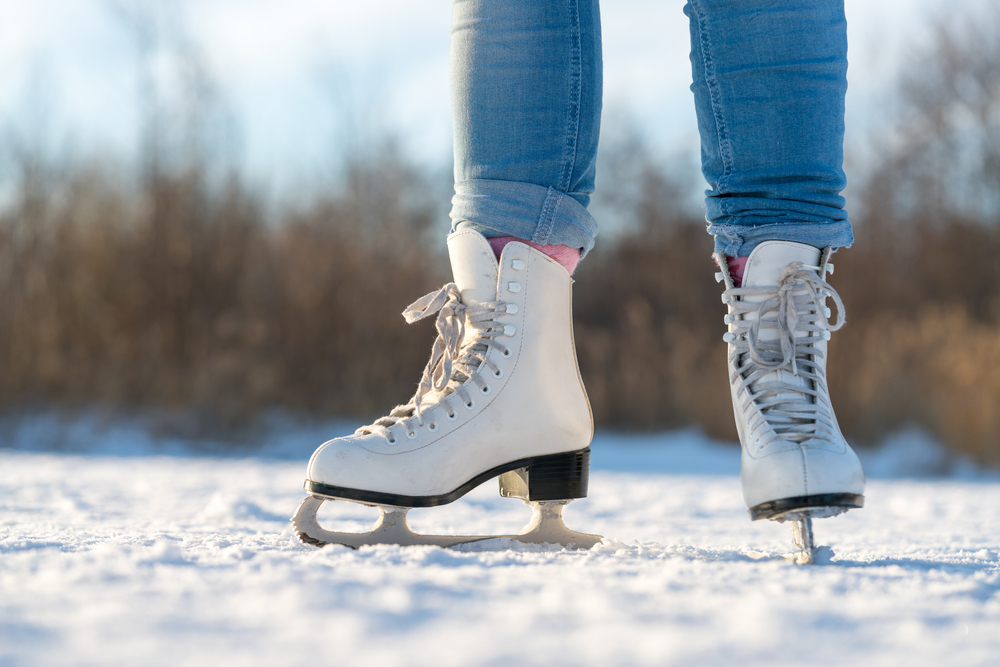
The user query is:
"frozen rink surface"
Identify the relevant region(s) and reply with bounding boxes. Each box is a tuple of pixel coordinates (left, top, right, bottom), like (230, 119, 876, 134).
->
(1, 420, 999, 667)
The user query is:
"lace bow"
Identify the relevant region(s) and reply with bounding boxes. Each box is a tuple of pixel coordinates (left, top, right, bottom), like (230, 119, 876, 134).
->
(745, 263, 845, 376)
(356, 283, 509, 441)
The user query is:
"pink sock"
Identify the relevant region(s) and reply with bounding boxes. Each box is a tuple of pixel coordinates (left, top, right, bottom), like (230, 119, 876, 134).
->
(727, 256, 748, 287)
(487, 236, 582, 275)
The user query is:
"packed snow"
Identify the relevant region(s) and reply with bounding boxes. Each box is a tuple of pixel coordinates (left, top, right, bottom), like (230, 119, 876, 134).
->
(1, 415, 999, 667)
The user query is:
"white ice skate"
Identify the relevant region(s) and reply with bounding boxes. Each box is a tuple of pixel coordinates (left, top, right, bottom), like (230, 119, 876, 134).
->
(716, 241, 865, 564)
(292, 229, 600, 549)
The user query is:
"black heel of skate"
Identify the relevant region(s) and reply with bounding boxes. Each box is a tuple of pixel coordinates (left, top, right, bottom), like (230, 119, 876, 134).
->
(499, 449, 590, 501)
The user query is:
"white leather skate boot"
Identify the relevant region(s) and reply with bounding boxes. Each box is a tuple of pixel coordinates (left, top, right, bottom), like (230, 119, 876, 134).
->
(717, 241, 865, 562)
(292, 229, 598, 549)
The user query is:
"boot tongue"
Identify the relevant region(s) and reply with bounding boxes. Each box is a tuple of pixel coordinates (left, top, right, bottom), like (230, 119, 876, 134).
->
(447, 230, 499, 307)
(402, 231, 498, 410)
(739, 241, 823, 424)
(742, 241, 821, 287)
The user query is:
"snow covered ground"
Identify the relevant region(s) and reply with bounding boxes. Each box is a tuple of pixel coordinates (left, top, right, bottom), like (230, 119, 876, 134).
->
(2, 416, 999, 667)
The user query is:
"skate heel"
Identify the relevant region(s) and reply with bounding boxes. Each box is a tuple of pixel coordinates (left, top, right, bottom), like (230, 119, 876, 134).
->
(498, 448, 590, 501)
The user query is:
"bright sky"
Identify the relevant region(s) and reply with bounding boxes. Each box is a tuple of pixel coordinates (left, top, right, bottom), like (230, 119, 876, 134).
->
(0, 0, 973, 192)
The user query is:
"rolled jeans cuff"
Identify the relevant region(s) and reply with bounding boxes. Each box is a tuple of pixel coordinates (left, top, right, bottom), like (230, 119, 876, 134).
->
(450, 179, 599, 257)
(709, 220, 855, 257)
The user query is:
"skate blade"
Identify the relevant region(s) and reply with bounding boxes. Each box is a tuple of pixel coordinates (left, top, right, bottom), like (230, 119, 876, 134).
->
(291, 495, 602, 550)
(772, 509, 843, 566)
(788, 514, 817, 565)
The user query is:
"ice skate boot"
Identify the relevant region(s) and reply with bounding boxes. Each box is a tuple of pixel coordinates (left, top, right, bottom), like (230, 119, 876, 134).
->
(292, 229, 600, 549)
(716, 241, 865, 564)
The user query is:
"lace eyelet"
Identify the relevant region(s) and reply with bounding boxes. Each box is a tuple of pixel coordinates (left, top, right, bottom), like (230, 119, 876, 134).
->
(480, 385, 491, 395)
(501, 348, 512, 359)
(465, 399, 476, 410)
(427, 422, 438, 432)
(405, 430, 417, 439)
(386, 436, 397, 445)
(492, 367, 503, 379)
(446, 412, 457, 421)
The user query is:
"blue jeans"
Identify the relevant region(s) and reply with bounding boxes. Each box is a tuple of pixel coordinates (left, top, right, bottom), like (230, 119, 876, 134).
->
(449, 0, 854, 257)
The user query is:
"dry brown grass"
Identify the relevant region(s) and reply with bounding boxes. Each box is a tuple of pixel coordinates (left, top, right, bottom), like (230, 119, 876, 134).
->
(4, 147, 1000, 464)
(0, 152, 448, 426)
(5, 154, 1000, 468)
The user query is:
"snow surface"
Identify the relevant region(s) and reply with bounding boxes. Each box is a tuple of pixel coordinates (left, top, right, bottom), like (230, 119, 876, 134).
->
(2, 416, 999, 667)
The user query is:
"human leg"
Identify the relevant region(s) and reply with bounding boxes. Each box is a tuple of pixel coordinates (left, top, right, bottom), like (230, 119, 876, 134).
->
(686, 0, 864, 562)
(450, 0, 603, 260)
(686, 0, 853, 257)
(294, 1, 603, 548)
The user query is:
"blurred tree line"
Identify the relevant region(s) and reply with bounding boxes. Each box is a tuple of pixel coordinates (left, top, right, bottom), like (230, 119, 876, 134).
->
(2, 4, 1000, 463)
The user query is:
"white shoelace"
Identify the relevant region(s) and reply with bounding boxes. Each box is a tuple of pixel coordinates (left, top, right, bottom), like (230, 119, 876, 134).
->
(356, 282, 512, 443)
(725, 263, 846, 445)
